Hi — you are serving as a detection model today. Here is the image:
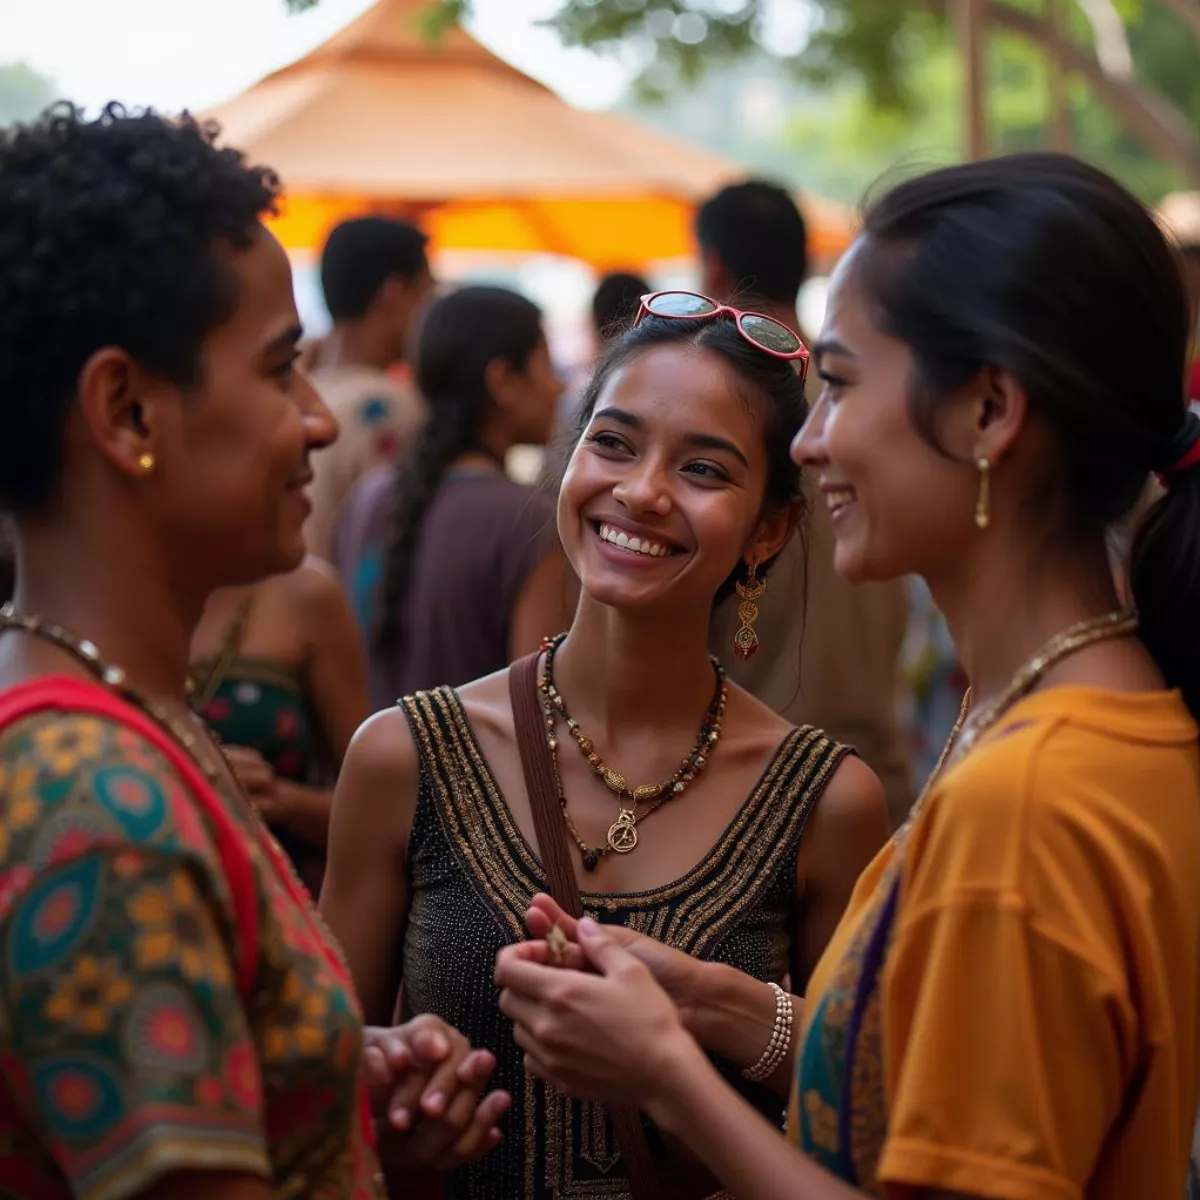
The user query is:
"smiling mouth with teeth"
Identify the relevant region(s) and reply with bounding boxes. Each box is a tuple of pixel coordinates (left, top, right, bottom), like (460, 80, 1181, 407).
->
(825, 488, 857, 514)
(597, 523, 674, 558)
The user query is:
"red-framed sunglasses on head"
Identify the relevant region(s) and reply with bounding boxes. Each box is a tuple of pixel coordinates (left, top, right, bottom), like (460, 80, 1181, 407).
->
(634, 290, 810, 381)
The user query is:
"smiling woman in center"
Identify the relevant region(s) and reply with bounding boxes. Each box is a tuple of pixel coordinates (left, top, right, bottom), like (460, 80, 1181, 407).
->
(320, 297, 890, 1199)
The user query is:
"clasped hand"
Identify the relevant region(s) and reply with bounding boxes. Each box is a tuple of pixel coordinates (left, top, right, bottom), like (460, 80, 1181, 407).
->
(493, 895, 698, 1107)
(364, 1016, 512, 1175)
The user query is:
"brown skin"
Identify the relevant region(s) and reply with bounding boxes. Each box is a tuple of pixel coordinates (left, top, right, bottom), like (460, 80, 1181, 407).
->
(191, 556, 369, 846)
(323, 344, 888, 1129)
(0, 226, 505, 1196)
(494, 245, 1162, 1200)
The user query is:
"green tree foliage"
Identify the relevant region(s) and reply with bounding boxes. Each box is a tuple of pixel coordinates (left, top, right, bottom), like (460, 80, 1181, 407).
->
(786, 5, 1200, 202)
(0, 62, 56, 126)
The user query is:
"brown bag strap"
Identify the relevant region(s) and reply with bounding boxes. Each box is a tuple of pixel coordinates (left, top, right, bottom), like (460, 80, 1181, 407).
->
(510, 652, 663, 1200)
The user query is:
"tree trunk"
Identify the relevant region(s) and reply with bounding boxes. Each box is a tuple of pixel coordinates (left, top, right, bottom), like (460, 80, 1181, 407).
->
(1047, 0, 1073, 150)
(954, 0, 989, 158)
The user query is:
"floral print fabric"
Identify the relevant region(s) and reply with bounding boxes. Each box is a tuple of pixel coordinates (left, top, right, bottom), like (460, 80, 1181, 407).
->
(0, 702, 382, 1200)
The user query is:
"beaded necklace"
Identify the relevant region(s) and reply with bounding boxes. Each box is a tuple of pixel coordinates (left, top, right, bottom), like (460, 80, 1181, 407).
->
(538, 633, 729, 871)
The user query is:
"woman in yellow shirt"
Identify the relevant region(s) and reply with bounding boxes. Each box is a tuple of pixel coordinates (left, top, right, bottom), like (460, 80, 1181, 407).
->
(495, 152, 1200, 1200)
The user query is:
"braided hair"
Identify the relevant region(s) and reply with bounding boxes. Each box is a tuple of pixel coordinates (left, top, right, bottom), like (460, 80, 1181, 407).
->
(375, 285, 545, 657)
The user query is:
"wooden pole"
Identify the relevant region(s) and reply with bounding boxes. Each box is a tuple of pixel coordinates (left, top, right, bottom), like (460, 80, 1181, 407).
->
(954, 0, 988, 159)
(1046, 0, 1073, 151)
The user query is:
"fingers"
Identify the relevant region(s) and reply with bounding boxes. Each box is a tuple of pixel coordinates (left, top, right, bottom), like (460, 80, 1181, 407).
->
(385, 1064, 435, 1132)
(576, 917, 637, 976)
(511, 937, 589, 973)
(405, 1020, 452, 1068)
(406, 1055, 497, 1164)
(362, 1027, 414, 1107)
(432, 1089, 512, 1171)
(495, 944, 563, 995)
(497, 985, 546, 1034)
(527, 895, 579, 940)
(416, 1045, 493, 1128)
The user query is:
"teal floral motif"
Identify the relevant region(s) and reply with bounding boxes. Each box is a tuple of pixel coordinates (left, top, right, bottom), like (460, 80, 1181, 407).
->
(9, 856, 101, 976)
(33, 1056, 124, 1140)
(92, 765, 167, 841)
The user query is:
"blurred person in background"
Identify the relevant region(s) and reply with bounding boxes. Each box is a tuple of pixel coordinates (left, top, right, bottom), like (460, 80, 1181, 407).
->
(190, 558, 369, 896)
(303, 216, 434, 560)
(699, 180, 914, 822)
(591, 270, 650, 349)
(333, 285, 575, 710)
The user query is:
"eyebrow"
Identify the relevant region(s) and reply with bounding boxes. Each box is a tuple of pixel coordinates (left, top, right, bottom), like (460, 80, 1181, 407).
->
(813, 336, 856, 360)
(592, 405, 750, 468)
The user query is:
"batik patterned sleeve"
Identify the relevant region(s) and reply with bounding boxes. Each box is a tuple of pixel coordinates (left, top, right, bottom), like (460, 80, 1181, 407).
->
(0, 712, 270, 1200)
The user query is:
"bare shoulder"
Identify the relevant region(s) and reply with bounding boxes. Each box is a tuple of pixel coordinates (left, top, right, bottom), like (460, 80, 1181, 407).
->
(342, 706, 418, 789)
(455, 666, 517, 743)
(282, 556, 349, 614)
(805, 751, 891, 852)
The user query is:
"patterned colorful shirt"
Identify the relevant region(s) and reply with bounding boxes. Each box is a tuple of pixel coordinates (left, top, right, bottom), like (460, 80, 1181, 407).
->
(0, 690, 382, 1200)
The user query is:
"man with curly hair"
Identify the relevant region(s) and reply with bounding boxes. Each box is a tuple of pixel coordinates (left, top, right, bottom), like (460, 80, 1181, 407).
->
(0, 104, 507, 1200)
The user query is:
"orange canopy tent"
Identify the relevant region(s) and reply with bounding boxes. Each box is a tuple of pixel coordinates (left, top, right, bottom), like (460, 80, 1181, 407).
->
(202, 0, 855, 271)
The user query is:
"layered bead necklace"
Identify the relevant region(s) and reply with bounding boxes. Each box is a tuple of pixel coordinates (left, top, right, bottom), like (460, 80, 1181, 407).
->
(538, 633, 729, 871)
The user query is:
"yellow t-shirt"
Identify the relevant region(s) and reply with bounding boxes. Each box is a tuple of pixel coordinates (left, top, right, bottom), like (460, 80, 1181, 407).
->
(793, 686, 1200, 1200)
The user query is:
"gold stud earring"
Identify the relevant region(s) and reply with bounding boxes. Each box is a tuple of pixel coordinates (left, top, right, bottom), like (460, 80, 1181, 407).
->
(733, 561, 766, 661)
(974, 456, 990, 530)
(138, 452, 156, 473)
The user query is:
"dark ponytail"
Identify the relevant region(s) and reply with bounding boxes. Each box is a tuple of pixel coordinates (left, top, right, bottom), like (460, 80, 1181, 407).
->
(375, 285, 544, 656)
(856, 153, 1200, 716)
(1130, 419, 1200, 716)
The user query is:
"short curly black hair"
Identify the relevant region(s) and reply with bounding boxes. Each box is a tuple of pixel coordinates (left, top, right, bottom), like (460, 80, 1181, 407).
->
(0, 103, 281, 514)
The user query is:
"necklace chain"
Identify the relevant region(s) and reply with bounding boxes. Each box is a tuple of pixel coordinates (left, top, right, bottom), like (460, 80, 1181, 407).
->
(0, 603, 353, 979)
(538, 634, 729, 871)
(905, 608, 1138, 830)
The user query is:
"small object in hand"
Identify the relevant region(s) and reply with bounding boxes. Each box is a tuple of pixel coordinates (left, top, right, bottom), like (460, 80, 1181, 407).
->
(545, 925, 569, 964)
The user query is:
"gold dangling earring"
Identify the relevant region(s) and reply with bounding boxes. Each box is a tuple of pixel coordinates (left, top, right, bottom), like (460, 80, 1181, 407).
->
(138, 452, 156, 473)
(974, 456, 990, 530)
(733, 561, 767, 661)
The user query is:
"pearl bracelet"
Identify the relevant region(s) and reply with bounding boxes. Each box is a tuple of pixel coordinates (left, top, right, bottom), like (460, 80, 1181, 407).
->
(742, 981, 794, 1083)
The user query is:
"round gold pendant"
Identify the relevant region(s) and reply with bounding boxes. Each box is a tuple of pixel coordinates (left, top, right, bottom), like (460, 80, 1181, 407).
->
(607, 811, 639, 854)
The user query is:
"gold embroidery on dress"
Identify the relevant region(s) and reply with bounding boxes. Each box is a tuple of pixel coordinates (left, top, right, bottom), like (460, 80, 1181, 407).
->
(400, 688, 848, 1199)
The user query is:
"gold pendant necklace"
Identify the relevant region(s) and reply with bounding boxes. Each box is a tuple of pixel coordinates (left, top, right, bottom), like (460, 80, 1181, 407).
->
(537, 634, 729, 870)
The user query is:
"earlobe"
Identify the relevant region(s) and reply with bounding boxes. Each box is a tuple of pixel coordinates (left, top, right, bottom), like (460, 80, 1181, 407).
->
(76, 347, 160, 478)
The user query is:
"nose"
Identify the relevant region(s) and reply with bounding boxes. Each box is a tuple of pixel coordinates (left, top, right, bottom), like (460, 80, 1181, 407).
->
(612, 458, 672, 517)
(791, 393, 829, 468)
(299, 370, 339, 451)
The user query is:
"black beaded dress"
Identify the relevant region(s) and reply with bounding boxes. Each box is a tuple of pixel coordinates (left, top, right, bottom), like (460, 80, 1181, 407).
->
(398, 687, 850, 1200)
